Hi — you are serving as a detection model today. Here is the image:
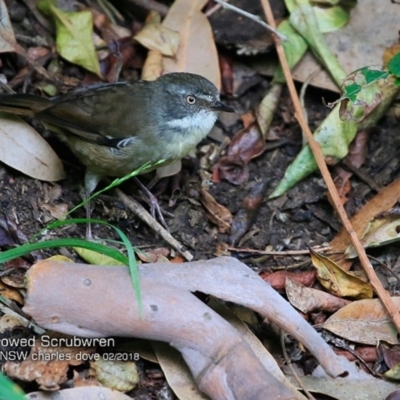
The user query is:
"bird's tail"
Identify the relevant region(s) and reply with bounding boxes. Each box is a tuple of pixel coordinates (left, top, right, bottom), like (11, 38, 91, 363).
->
(0, 94, 52, 117)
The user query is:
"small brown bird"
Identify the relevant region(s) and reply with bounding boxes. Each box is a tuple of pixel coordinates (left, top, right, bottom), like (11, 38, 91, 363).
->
(0, 73, 234, 195)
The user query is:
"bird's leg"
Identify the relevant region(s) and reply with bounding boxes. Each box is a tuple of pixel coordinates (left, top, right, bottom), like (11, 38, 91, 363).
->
(133, 177, 172, 231)
(82, 171, 102, 240)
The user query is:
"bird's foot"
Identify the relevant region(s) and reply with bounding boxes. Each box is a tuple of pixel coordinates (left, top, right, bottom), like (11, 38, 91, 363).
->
(134, 177, 173, 231)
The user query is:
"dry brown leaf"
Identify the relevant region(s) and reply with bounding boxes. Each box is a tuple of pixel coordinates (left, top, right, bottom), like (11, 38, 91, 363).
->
(142, 49, 163, 81)
(213, 123, 266, 185)
(230, 181, 270, 245)
(199, 189, 232, 233)
(334, 346, 377, 363)
(330, 174, 400, 269)
(152, 342, 209, 400)
(162, 0, 221, 89)
(0, 113, 65, 181)
(134, 11, 180, 56)
(285, 277, 351, 314)
(40, 202, 69, 220)
(0, 280, 23, 304)
(310, 249, 373, 299)
(323, 297, 400, 345)
(260, 270, 316, 291)
(345, 213, 400, 258)
(4, 333, 94, 390)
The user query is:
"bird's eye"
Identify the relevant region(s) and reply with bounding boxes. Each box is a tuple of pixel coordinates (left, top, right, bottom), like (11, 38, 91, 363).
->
(186, 95, 196, 105)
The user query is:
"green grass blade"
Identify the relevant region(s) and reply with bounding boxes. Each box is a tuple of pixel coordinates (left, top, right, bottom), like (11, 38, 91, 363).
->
(0, 373, 25, 400)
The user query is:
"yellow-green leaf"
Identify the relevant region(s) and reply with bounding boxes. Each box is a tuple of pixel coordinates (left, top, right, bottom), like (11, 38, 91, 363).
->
(39, 1, 101, 77)
(310, 248, 373, 299)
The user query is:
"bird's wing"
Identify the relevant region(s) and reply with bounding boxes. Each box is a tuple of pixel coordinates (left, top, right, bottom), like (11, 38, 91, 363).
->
(36, 81, 151, 146)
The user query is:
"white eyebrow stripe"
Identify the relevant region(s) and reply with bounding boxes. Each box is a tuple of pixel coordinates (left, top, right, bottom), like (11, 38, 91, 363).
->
(196, 94, 216, 101)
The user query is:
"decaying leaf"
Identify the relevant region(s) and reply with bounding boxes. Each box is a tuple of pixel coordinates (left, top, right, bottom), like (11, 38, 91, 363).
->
(162, 0, 220, 89)
(134, 11, 179, 56)
(285, 277, 351, 314)
(230, 181, 270, 245)
(4, 333, 95, 390)
(323, 297, 400, 345)
(346, 212, 400, 258)
(0, 113, 65, 181)
(260, 270, 316, 291)
(90, 358, 139, 392)
(310, 248, 373, 299)
(199, 189, 232, 233)
(38, 0, 101, 76)
(329, 178, 400, 268)
(328, 67, 394, 123)
(213, 123, 266, 185)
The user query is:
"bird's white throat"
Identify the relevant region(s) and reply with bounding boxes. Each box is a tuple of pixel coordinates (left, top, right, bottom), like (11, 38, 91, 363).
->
(165, 109, 218, 157)
(166, 109, 217, 134)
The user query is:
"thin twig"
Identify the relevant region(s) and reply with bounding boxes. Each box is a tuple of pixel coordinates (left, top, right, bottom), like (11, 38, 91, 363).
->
(260, 0, 400, 332)
(228, 245, 331, 256)
(205, 3, 222, 17)
(280, 330, 317, 400)
(115, 189, 193, 261)
(212, 0, 286, 41)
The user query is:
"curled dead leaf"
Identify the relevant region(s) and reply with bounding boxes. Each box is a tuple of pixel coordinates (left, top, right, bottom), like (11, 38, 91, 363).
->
(199, 189, 232, 233)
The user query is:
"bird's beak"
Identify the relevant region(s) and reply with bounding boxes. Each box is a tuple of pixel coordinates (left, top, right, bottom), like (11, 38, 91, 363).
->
(211, 101, 236, 113)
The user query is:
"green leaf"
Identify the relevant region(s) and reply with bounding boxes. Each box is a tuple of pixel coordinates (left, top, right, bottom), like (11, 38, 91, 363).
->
(269, 105, 357, 198)
(388, 52, 400, 77)
(37, 0, 54, 17)
(74, 247, 127, 266)
(273, 21, 308, 84)
(314, 5, 350, 33)
(270, 78, 400, 198)
(329, 67, 392, 122)
(0, 373, 25, 400)
(289, 3, 347, 87)
(38, 1, 101, 76)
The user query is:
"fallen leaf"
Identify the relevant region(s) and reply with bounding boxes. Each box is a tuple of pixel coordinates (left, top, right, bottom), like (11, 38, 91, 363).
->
(38, 0, 101, 76)
(213, 123, 266, 185)
(162, 0, 220, 89)
(310, 248, 373, 299)
(4, 333, 94, 390)
(346, 212, 400, 258)
(380, 342, 400, 369)
(330, 177, 400, 268)
(285, 277, 351, 314)
(260, 270, 316, 291)
(230, 181, 269, 245)
(90, 358, 139, 392)
(213, 155, 249, 185)
(323, 297, 400, 345)
(134, 11, 179, 56)
(199, 189, 232, 233)
(73, 247, 126, 266)
(0, 113, 65, 181)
